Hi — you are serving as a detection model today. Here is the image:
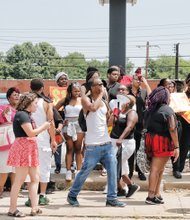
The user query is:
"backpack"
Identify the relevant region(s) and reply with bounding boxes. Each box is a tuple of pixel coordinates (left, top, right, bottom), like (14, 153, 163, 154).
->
(78, 109, 89, 132)
(78, 96, 92, 132)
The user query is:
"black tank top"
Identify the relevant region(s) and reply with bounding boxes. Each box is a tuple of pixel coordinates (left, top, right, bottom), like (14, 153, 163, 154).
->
(110, 110, 134, 139)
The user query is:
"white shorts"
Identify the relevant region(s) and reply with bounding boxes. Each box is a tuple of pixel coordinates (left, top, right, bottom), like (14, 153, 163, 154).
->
(0, 150, 15, 173)
(25, 148, 52, 183)
(111, 138, 136, 176)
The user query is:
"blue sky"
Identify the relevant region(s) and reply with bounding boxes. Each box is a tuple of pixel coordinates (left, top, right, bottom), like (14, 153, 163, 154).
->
(0, 0, 190, 72)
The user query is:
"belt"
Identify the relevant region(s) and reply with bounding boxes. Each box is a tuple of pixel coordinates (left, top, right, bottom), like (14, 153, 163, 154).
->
(86, 141, 111, 147)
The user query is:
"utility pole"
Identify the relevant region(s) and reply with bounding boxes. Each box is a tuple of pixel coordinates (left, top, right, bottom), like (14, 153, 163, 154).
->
(145, 41, 149, 79)
(175, 43, 180, 79)
(137, 41, 159, 78)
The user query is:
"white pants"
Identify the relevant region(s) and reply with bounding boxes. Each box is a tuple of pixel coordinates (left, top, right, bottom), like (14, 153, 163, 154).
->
(111, 138, 136, 176)
(0, 150, 15, 173)
(25, 148, 52, 183)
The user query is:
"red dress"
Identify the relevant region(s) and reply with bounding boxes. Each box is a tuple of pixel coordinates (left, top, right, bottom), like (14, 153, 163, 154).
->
(7, 137, 39, 167)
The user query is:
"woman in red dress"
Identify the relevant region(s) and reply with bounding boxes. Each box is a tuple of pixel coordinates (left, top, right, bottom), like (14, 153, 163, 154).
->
(145, 86, 179, 205)
(7, 92, 51, 217)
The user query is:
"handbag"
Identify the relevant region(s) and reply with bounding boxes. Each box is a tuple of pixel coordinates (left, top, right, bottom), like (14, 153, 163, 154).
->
(0, 123, 15, 150)
(136, 131, 150, 173)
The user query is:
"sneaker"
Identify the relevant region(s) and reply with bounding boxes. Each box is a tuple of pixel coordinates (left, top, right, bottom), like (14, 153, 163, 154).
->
(145, 196, 163, 205)
(117, 188, 127, 197)
(66, 170, 72, 181)
(156, 195, 163, 201)
(156, 195, 164, 204)
(25, 198, 31, 207)
(67, 195, 79, 207)
(106, 199, 126, 207)
(39, 195, 49, 205)
(126, 184, 140, 198)
(54, 168, 60, 174)
(138, 172, 147, 181)
(173, 171, 182, 179)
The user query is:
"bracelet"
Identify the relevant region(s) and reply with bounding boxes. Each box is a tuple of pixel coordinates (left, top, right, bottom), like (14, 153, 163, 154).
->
(174, 146, 179, 149)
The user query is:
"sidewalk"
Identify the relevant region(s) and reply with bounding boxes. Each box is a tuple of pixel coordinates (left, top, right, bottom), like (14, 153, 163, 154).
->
(0, 189, 190, 220)
(51, 168, 190, 192)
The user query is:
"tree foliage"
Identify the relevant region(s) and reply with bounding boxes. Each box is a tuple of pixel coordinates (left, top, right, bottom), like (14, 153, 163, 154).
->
(4, 41, 190, 80)
(148, 56, 190, 80)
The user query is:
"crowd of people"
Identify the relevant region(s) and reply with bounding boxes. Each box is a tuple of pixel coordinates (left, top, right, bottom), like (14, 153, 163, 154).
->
(0, 65, 189, 216)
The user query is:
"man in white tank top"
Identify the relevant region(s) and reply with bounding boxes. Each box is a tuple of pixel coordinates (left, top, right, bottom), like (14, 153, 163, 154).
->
(25, 79, 57, 206)
(67, 78, 126, 207)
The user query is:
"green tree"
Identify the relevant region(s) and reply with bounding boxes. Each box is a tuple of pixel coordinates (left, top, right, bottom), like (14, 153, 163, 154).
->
(148, 56, 190, 80)
(62, 52, 87, 79)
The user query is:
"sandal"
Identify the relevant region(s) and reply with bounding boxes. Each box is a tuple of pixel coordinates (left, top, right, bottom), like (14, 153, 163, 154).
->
(30, 208, 42, 216)
(7, 209, 26, 217)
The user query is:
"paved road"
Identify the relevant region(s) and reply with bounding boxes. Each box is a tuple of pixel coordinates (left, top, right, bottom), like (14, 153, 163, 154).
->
(0, 190, 190, 219)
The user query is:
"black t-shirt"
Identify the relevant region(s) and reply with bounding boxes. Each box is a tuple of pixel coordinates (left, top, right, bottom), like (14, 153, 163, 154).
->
(13, 111, 32, 137)
(145, 104, 175, 138)
(129, 88, 147, 132)
(107, 82, 120, 101)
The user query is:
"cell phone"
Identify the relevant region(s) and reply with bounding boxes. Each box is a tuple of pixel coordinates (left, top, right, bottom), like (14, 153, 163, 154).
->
(138, 75, 143, 81)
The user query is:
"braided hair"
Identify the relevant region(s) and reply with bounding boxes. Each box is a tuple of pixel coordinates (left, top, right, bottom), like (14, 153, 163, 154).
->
(147, 86, 170, 112)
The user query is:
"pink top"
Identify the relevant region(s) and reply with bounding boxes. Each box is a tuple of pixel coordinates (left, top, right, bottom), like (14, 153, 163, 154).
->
(0, 104, 16, 151)
(0, 104, 16, 124)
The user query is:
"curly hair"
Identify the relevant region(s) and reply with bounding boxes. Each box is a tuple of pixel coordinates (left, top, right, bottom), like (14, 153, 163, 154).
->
(16, 92, 38, 111)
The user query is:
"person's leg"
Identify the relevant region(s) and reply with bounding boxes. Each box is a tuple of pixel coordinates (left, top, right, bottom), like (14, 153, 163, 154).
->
(9, 167, 28, 213)
(135, 132, 146, 180)
(179, 141, 189, 172)
(148, 157, 169, 198)
(128, 153, 135, 178)
(155, 157, 169, 197)
(9, 173, 15, 186)
(68, 145, 100, 198)
(121, 139, 140, 197)
(64, 133, 74, 170)
(54, 145, 62, 173)
(171, 156, 181, 178)
(74, 133, 84, 171)
(38, 149, 52, 205)
(101, 143, 117, 201)
(28, 166, 40, 212)
(0, 173, 8, 197)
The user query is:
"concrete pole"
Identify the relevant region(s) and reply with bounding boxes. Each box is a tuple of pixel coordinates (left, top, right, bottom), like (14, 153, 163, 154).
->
(109, 0, 126, 69)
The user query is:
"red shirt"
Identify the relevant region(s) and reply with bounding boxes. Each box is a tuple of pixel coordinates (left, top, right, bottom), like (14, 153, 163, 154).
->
(119, 75, 132, 86)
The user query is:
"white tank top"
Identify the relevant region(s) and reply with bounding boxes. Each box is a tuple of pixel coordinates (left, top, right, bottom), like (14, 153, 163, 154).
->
(85, 101, 111, 146)
(32, 98, 51, 150)
(64, 104, 82, 118)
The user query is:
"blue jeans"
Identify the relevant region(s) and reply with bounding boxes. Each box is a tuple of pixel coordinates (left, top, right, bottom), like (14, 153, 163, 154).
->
(54, 145, 62, 169)
(68, 143, 117, 201)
